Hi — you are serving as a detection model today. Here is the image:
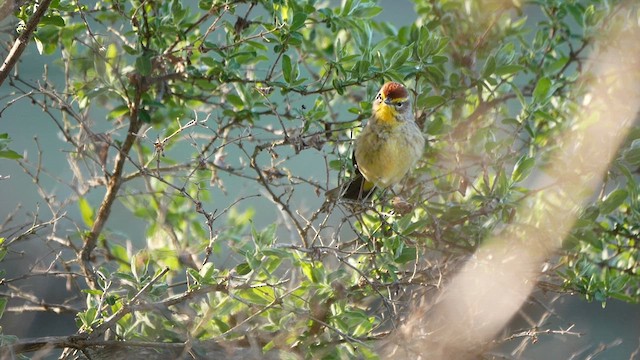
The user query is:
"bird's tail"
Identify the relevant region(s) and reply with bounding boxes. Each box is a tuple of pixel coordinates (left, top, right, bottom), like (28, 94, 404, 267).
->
(326, 171, 376, 200)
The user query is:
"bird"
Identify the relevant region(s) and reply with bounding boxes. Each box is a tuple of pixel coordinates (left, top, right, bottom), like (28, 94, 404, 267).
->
(330, 81, 425, 200)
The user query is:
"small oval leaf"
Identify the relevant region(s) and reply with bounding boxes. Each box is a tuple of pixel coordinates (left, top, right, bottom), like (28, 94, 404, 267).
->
(600, 189, 628, 214)
(533, 77, 552, 103)
(78, 197, 95, 227)
(419, 95, 445, 109)
(512, 156, 535, 183)
(282, 54, 292, 83)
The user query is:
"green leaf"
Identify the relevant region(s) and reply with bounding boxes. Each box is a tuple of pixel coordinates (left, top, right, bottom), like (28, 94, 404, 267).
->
(0, 150, 22, 159)
(135, 53, 153, 76)
(352, 4, 382, 18)
(510, 81, 526, 106)
(610, 292, 636, 303)
(426, 117, 444, 135)
(341, 0, 354, 15)
(495, 64, 525, 76)
(105, 295, 117, 306)
(246, 40, 268, 52)
(495, 168, 510, 197)
(430, 55, 448, 64)
(290, 12, 307, 31)
(512, 156, 535, 183)
(0, 297, 7, 320)
(79, 307, 98, 329)
(623, 139, 640, 166)
(482, 55, 496, 78)
(300, 261, 316, 282)
(600, 189, 628, 214)
(186, 268, 202, 284)
(282, 54, 292, 83)
(107, 105, 130, 121)
(329, 159, 343, 171)
(170, 0, 186, 21)
(389, 45, 412, 70)
(113, 271, 136, 284)
(138, 109, 151, 123)
(34, 26, 59, 55)
(545, 56, 569, 75)
(226, 94, 245, 109)
(110, 244, 129, 263)
(236, 262, 251, 275)
(395, 246, 417, 264)
(122, 44, 137, 55)
(82, 289, 104, 296)
(502, 118, 521, 127)
(574, 206, 600, 228)
(532, 77, 552, 103)
(261, 255, 282, 274)
(418, 95, 445, 109)
(212, 317, 231, 333)
(333, 79, 344, 95)
(199, 262, 217, 283)
(40, 15, 65, 27)
(254, 223, 277, 246)
(238, 287, 274, 306)
(78, 197, 95, 227)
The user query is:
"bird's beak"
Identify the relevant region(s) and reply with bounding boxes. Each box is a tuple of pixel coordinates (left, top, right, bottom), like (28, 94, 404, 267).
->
(383, 98, 393, 105)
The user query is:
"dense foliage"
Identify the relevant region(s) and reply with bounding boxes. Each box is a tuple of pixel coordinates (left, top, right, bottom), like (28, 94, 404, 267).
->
(0, 0, 639, 358)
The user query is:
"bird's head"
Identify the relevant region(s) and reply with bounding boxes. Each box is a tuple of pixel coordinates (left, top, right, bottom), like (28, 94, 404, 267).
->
(372, 82, 412, 124)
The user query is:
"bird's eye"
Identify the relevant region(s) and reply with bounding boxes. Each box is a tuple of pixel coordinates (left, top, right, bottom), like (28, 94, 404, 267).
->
(394, 101, 404, 107)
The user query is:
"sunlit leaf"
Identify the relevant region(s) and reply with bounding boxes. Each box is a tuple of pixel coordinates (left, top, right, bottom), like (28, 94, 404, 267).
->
(78, 198, 95, 227)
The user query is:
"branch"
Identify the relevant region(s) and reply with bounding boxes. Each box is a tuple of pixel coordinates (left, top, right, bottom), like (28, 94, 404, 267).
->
(1, 336, 190, 358)
(0, 0, 54, 86)
(1, 335, 281, 359)
(79, 88, 143, 288)
(502, 324, 582, 342)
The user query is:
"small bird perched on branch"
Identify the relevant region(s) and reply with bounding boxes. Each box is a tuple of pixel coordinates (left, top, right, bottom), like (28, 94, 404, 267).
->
(329, 81, 425, 200)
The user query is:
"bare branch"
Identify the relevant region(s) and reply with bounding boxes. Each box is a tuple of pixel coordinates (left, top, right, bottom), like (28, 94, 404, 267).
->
(79, 88, 143, 288)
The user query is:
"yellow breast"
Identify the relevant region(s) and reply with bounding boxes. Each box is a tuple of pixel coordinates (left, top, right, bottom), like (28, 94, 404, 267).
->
(354, 120, 425, 188)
